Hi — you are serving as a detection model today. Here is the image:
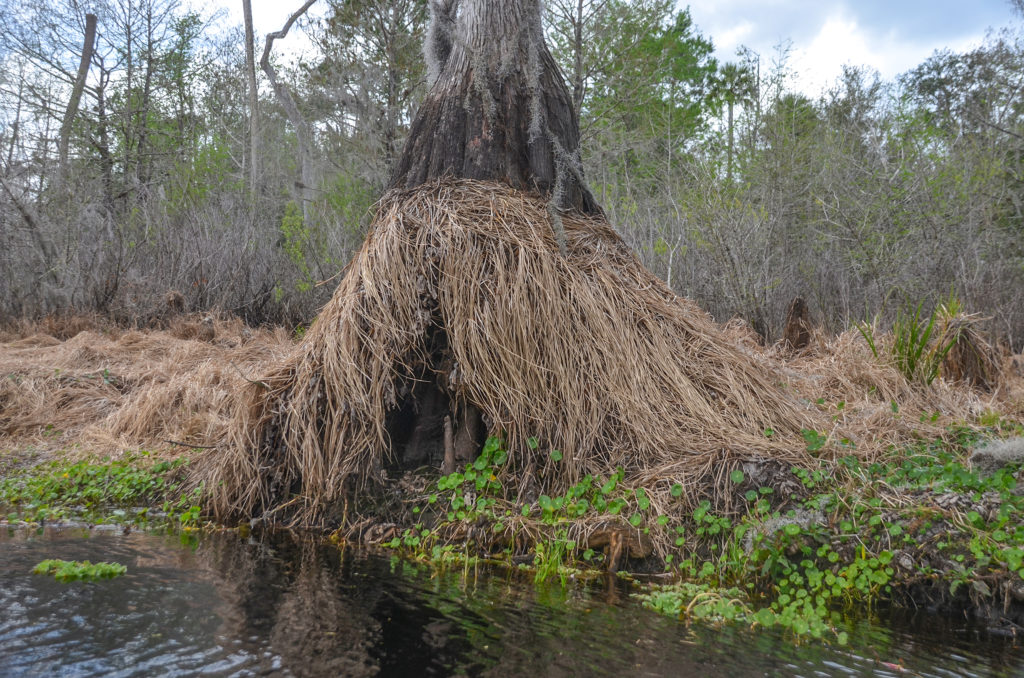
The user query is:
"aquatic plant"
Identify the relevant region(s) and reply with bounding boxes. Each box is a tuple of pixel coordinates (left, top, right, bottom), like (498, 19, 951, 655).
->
(32, 559, 127, 582)
(0, 451, 202, 528)
(375, 424, 1024, 643)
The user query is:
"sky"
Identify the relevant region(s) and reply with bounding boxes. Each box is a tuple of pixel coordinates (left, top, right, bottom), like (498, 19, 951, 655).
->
(686, 0, 1020, 92)
(203, 0, 1022, 94)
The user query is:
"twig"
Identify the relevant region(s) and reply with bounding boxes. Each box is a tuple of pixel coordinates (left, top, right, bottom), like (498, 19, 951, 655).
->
(230, 360, 269, 389)
(163, 439, 217, 450)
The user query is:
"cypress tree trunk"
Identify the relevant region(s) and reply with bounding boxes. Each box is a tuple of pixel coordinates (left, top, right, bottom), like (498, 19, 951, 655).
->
(389, 0, 599, 215)
(387, 1, 602, 471)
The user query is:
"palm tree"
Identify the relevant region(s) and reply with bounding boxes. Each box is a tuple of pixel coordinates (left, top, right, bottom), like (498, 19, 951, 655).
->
(718, 60, 756, 182)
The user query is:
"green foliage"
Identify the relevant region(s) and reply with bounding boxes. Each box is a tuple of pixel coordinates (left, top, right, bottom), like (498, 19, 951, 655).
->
(858, 298, 958, 385)
(305, 0, 426, 180)
(0, 452, 202, 528)
(323, 173, 375, 239)
(641, 425, 1024, 642)
(549, 1, 719, 184)
(165, 137, 243, 211)
(639, 581, 752, 625)
(279, 201, 317, 293)
(532, 531, 576, 585)
(855, 321, 880, 360)
(385, 436, 654, 577)
(891, 300, 956, 385)
(6, 0, 1024, 342)
(378, 420, 1024, 644)
(33, 559, 127, 583)
(801, 429, 828, 453)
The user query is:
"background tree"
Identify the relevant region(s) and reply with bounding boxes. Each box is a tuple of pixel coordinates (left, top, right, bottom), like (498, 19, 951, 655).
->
(242, 0, 260, 193)
(303, 0, 427, 190)
(1, 0, 1024, 348)
(716, 59, 755, 182)
(262, 0, 318, 223)
(56, 13, 97, 186)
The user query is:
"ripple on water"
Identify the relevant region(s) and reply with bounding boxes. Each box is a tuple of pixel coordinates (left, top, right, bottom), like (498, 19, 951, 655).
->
(0, 526, 1022, 678)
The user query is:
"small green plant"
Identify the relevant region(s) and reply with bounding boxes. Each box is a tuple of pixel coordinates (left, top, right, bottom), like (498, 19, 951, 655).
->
(380, 421, 1024, 645)
(801, 429, 827, 453)
(33, 559, 127, 582)
(385, 436, 643, 579)
(859, 299, 958, 385)
(0, 452, 201, 528)
(891, 300, 955, 385)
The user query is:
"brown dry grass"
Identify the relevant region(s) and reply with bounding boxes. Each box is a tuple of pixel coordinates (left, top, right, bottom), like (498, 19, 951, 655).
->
(0, 314, 291, 463)
(780, 327, 994, 450)
(938, 313, 1003, 392)
(201, 180, 819, 525)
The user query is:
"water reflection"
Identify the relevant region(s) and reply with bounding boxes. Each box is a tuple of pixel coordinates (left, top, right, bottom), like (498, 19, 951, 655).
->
(0, 526, 1022, 677)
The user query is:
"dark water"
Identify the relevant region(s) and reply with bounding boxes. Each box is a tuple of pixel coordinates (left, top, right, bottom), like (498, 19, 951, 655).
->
(1, 527, 1022, 677)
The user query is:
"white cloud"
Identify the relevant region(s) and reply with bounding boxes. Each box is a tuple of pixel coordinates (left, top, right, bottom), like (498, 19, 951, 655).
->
(714, 20, 755, 56)
(687, 1, 1007, 96)
(790, 13, 882, 92)
(790, 10, 990, 94)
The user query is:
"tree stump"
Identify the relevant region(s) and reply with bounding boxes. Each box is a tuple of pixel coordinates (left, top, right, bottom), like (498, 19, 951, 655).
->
(782, 296, 812, 352)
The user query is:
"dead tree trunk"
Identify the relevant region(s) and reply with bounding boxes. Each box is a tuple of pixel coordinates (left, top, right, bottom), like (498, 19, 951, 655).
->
(56, 12, 97, 187)
(390, 0, 599, 216)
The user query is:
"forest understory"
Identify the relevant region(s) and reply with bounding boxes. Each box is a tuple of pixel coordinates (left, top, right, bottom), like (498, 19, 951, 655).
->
(5, 1, 1024, 349)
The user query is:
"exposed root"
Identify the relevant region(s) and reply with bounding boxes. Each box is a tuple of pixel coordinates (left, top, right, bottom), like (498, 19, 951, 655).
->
(201, 179, 821, 526)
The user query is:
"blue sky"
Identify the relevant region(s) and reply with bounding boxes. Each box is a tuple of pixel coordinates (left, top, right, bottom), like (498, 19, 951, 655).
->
(210, 0, 1021, 93)
(686, 0, 1020, 91)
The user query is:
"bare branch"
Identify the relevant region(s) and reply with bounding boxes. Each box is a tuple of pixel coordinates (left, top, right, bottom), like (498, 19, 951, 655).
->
(260, 0, 318, 219)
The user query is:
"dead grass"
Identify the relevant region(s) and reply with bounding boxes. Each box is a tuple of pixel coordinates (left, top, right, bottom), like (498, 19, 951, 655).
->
(2, 181, 1022, 537)
(779, 327, 988, 452)
(0, 314, 291, 462)
(204, 181, 826, 524)
(938, 313, 1003, 392)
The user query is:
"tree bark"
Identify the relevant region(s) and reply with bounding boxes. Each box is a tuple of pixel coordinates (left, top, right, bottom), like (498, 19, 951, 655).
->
(385, 1, 600, 471)
(390, 0, 599, 215)
(93, 59, 114, 210)
(6, 64, 25, 170)
(0, 175, 59, 290)
(242, 0, 260, 194)
(727, 99, 734, 183)
(56, 13, 97, 186)
(136, 11, 156, 187)
(261, 0, 317, 221)
(571, 0, 584, 114)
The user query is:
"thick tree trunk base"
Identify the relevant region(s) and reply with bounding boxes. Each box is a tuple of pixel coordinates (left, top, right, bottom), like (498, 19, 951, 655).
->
(389, 0, 600, 216)
(205, 180, 813, 527)
(386, 328, 487, 475)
